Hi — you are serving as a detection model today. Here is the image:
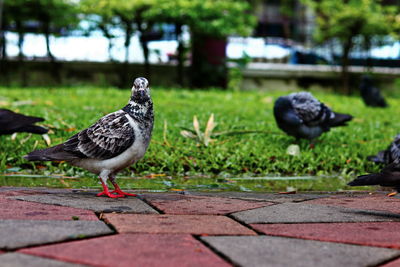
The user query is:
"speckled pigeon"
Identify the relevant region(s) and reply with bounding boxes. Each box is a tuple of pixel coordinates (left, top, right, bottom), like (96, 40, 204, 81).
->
(360, 75, 387, 108)
(273, 92, 353, 140)
(367, 134, 400, 165)
(24, 77, 154, 198)
(0, 109, 48, 135)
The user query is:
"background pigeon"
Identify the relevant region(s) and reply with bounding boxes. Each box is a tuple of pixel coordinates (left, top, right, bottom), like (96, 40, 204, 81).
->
(367, 134, 400, 165)
(0, 109, 48, 135)
(24, 77, 154, 198)
(273, 92, 353, 140)
(348, 163, 400, 194)
(360, 75, 388, 107)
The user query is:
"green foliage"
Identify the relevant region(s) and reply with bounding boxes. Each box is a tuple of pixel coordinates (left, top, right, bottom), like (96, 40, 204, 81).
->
(146, 0, 256, 37)
(4, 0, 79, 35)
(303, 0, 396, 44)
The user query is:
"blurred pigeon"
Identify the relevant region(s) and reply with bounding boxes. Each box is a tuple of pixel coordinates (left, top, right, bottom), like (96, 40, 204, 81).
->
(367, 134, 400, 165)
(24, 77, 154, 198)
(360, 75, 387, 107)
(0, 109, 48, 135)
(273, 92, 353, 140)
(348, 163, 400, 195)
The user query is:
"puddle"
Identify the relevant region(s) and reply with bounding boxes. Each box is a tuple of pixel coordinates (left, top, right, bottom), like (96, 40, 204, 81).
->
(0, 174, 349, 192)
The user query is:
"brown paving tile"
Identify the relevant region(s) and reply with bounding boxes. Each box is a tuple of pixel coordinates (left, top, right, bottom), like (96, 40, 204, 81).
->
(20, 233, 231, 267)
(0, 197, 97, 221)
(252, 222, 400, 249)
(380, 257, 400, 267)
(142, 193, 274, 215)
(306, 194, 400, 214)
(105, 213, 256, 235)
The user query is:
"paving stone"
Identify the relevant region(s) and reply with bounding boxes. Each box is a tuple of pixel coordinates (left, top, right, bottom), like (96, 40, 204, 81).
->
(11, 192, 158, 213)
(21, 233, 230, 267)
(0, 253, 85, 267)
(190, 191, 329, 203)
(306, 194, 400, 214)
(201, 235, 400, 267)
(104, 213, 256, 235)
(251, 222, 400, 249)
(141, 193, 274, 214)
(0, 197, 97, 221)
(0, 220, 113, 250)
(231, 203, 400, 224)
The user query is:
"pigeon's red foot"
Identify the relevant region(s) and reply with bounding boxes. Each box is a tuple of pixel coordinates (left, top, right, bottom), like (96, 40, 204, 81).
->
(111, 183, 137, 197)
(111, 189, 137, 197)
(96, 191, 125, 198)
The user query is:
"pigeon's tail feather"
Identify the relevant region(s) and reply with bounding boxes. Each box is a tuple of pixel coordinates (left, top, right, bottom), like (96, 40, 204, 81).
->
(330, 112, 353, 127)
(24, 144, 79, 161)
(17, 125, 48, 134)
(347, 173, 383, 187)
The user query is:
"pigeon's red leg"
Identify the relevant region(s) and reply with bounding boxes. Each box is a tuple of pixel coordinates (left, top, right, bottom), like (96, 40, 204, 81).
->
(97, 179, 125, 198)
(111, 181, 137, 197)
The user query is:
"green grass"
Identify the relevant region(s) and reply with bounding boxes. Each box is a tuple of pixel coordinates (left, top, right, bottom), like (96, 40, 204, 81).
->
(0, 86, 399, 192)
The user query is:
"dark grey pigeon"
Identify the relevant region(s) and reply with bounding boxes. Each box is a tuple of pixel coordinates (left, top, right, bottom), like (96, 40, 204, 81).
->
(367, 134, 400, 165)
(348, 163, 400, 194)
(0, 109, 48, 135)
(24, 77, 154, 198)
(273, 92, 353, 140)
(360, 75, 387, 107)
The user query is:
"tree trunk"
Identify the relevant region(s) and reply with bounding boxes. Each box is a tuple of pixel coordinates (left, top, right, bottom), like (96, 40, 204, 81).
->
(190, 32, 227, 88)
(44, 25, 55, 62)
(124, 24, 132, 63)
(16, 21, 24, 61)
(99, 25, 114, 61)
(136, 19, 150, 79)
(340, 37, 353, 95)
(175, 23, 184, 86)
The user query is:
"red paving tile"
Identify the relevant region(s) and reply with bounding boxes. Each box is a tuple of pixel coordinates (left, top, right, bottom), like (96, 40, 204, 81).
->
(105, 213, 256, 235)
(251, 222, 400, 249)
(20, 233, 231, 267)
(0, 197, 97, 221)
(143, 194, 274, 215)
(306, 194, 400, 214)
(380, 258, 400, 267)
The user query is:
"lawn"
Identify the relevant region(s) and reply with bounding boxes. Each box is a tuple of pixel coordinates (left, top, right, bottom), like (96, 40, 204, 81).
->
(0, 85, 399, 192)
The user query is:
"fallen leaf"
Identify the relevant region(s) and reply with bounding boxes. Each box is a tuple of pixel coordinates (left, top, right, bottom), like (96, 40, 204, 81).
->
(42, 134, 51, 146)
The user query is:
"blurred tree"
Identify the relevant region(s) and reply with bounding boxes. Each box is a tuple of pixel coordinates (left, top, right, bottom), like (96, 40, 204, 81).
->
(32, 0, 79, 62)
(80, 0, 117, 61)
(3, 0, 78, 61)
(303, 0, 398, 94)
(150, 0, 256, 88)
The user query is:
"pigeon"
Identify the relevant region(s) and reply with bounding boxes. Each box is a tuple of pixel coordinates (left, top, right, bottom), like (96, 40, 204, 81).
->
(273, 92, 353, 140)
(0, 109, 48, 135)
(24, 77, 154, 198)
(360, 75, 387, 107)
(367, 134, 400, 165)
(348, 163, 400, 195)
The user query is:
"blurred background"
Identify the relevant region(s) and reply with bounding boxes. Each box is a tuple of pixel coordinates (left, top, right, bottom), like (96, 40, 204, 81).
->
(0, 0, 399, 93)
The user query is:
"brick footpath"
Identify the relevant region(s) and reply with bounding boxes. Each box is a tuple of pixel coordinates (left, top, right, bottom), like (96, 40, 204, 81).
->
(1, 187, 400, 266)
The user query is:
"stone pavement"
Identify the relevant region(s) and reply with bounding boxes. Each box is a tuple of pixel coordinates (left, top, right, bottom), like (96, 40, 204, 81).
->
(1, 188, 400, 266)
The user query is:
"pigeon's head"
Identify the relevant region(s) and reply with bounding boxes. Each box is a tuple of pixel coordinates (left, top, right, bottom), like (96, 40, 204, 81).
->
(131, 77, 151, 103)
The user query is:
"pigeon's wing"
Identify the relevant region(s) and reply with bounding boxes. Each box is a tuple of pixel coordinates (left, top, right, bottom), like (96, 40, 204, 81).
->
(63, 111, 135, 160)
(289, 92, 332, 128)
(387, 135, 400, 164)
